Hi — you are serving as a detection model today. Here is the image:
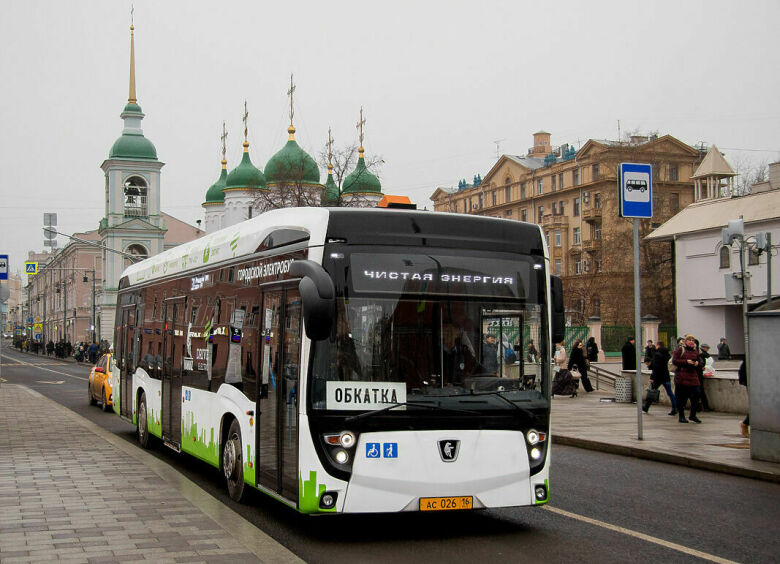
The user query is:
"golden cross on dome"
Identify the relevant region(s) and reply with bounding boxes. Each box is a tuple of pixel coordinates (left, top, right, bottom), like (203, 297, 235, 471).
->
(327, 127, 334, 166)
(130, 5, 134, 27)
(242, 100, 248, 143)
(220, 121, 227, 161)
(287, 74, 296, 127)
(356, 106, 366, 148)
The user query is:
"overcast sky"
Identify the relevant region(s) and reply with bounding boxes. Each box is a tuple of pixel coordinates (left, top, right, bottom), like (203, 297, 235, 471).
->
(1, 0, 778, 275)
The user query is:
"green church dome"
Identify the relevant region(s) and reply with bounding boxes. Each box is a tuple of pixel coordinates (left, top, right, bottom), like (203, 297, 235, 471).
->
(109, 132, 158, 160)
(321, 166, 340, 206)
(265, 126, 320, 185)
(342, 148, 381, 194)
(225, 143, 266, 190)
(204, 161, 227, 203)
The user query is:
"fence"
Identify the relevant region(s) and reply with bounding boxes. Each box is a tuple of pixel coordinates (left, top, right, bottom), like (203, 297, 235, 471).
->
(658, 324, 677, 347)
(601, 325, 634, 354)
(563, 326, 589, 351)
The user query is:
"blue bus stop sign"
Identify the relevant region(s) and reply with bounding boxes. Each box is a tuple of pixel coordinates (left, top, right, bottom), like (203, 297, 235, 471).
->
(0, 254, 8, 280)
(619, 163, 653, 218)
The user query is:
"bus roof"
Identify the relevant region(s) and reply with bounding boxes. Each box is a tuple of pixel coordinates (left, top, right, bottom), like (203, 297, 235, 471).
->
(120, 207, 330, 286)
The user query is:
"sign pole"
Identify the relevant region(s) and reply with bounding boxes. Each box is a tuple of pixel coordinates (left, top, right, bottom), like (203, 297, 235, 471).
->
(634, 219, 643, 440)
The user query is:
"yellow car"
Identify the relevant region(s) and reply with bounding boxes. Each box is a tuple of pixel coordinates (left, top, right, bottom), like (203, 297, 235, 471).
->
(88, 353, 114, 412)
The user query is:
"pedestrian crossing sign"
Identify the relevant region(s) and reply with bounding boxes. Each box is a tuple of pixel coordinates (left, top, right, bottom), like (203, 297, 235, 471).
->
(25, 261, 38, 275)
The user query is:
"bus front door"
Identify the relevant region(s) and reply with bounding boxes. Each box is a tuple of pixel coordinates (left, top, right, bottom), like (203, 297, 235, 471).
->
(162, 298, 185, 449)
(257, 288, 301, 502)
(119, 306, 134, 420)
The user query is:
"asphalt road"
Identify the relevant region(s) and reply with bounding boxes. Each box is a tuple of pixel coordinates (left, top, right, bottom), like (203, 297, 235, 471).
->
(2, 346, 778, 563)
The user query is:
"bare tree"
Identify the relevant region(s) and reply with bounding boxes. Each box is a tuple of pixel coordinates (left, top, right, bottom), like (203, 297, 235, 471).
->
(316, 142, 384, 207)
(731, 156, 768, 196)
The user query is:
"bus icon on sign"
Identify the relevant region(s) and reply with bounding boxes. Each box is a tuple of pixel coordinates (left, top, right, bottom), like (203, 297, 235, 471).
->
(626, 179, 647, 192)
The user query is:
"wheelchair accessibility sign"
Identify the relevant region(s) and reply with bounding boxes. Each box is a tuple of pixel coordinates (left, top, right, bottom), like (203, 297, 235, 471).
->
(619, 163, 653, 218)
(366, 442, 398, 458)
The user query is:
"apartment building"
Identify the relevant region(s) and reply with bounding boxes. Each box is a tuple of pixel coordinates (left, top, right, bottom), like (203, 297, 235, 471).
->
(430, 131, 703, 325)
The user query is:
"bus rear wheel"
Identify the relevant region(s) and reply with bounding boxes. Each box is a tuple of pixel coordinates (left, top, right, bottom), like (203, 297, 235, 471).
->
(223, 419, 245, 502)
(137, 392, 150, 449)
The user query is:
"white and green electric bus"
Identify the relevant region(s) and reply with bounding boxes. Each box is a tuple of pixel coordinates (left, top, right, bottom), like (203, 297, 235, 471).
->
(112, 206, 564, 514)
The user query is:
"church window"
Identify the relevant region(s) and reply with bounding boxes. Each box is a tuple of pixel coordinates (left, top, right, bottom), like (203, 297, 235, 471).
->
(124, 176, 148, 217)
(669, 164, 679, 181)
(124, 244, 149, 269)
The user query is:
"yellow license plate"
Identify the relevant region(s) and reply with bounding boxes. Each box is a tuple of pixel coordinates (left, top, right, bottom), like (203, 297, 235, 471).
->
(419, 496, 473, 511)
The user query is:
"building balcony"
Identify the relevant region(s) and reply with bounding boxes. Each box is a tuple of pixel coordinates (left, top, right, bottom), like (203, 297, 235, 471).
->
(582, 239, 602, 252)
(542, 213, 568, 228)
(582, 206, 602, 222)
(569, 244, 582, 255)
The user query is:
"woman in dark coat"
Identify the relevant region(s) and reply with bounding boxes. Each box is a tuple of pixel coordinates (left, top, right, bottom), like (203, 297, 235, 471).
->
(641, 341, 677, 415)
(586, 337, 599, 363)
(672, 334, 702, 423)
(567, 339, 593, 392)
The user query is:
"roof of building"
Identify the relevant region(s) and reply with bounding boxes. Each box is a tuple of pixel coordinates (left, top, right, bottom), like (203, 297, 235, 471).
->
(225, 143, 266, 191)
(342, 148, 382, 194)
(264, 126, 320, 186)
(109, 130, 158, 160)
(691, 145, 737, 179)
(321, 168, 339, 206)
(646, 189, 780, 241)
(204, 162, 227, 204)
(505, 155, 546, 170)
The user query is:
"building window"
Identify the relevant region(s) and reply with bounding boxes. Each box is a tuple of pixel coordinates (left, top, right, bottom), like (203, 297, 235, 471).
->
(555, 259, 561, 276)
(538, 206, 544, 223)
(545, 231, 551, 247)
(572, 168, 580, 186)
(521, 209, 527, 222)
(719, 246, 730, 269)
(520, 182, 526, 199)
(593, 298, 601, 317)
(555, 230, 561, 247)
(573, 227, 581, 245)
(505, 209, 512, 217)
(749, 247, 760, 266)
(594, 193, 602, 209)
(592, 164, 599, 181)
(123, 176, 148, 217)
(492, 191, 497, 206)
(552, 175, 557, 191)
(537, 178, 543, 195)
(505, 186, 511, 202)
(574, 197, 580, 216)
(575, 260, 581, 275)
(594, 224, 602, 240)
(477, 193, 483, 208)
(669, 164, 679, 181)
(670, 193, 679, 213)
(559, 173, 564, 190)
(595, 259, 602, 273)
(552, 202, 558, 215)
(558, 200, 565, 215)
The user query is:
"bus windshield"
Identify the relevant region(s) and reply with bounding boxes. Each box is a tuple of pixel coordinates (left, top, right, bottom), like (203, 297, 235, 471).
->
(310, 248, 549, 415)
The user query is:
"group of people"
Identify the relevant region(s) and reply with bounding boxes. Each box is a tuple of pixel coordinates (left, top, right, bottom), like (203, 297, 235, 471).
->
(632, 334, 722, 423)
(552, 337, 599, 395)
(15, 336, 109, 364)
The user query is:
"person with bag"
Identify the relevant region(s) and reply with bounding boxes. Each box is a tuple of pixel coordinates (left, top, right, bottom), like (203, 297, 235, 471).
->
(642, 340, 677, 415)
(567, 339, 593, 392)
(586, 337, 599, 363)
(671, 334, 702, 423)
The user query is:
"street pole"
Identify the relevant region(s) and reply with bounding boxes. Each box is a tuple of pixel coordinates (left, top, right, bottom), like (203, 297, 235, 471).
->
(767, 232, 772, 301)
(91, 270, 96, 343)
(634, 218, 643, 440)
(740, 239, 750, 389)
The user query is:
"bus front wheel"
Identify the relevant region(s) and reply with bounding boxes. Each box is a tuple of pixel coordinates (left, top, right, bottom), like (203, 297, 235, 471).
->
(223, 419, 245, 502)
(137, 392, 150, 449)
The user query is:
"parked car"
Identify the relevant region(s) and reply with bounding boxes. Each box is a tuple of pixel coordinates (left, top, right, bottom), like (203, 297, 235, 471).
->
(88, 353, 114, 412)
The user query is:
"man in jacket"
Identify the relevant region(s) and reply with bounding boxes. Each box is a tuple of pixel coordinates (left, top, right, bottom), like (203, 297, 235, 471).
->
(672, 334, 702, 423)
(621, 337, 636, 370)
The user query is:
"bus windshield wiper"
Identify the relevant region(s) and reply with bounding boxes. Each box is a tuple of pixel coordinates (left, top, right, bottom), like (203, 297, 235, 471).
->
(455, 390, 538, 421)
(344, 401, 479, 424)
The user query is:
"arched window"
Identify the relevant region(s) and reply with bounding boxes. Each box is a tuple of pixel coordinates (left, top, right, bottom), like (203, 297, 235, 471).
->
(592, 298, 601, 318)
(719, 246, 730, 269)
(124, 176, 148, 217)
(124, 244, 149, 269)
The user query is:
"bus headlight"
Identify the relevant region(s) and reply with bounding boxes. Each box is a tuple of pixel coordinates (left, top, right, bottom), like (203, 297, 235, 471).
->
(339, 431, 356, 448)
(526, 430, 539, 445)
(530, 447, 542, 460)
(333, 449, 350, 465)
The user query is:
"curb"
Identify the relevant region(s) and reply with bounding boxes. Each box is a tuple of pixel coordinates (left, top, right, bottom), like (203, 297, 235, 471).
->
(552, 435, 780, 484)
(12, 384, 304, 563)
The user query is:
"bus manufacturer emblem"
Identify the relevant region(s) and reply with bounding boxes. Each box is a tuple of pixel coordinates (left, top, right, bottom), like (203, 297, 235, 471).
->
(438, 440, 460, 462)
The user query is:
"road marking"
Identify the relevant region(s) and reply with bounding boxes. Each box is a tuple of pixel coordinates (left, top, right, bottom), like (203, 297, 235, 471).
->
(36, 380, 65, 385)
(544, 505, 739, 564)
(0, 354, 88, 381)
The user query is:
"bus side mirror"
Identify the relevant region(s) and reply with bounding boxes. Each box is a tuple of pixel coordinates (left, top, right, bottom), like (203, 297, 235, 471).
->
(289, 260, 335, 341)
(551, 275, 565, 344)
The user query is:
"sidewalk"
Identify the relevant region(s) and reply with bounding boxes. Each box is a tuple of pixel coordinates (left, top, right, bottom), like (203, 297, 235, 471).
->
(0, 383, 302, 564)
(550, 388, 780, 483)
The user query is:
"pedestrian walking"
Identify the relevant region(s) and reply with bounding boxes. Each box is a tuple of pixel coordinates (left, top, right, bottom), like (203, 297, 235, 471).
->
(644, 340, 656, 367)
(586, 337, 599, 363)
(717, 338, 731, 360)
(672, 334, 703, 423)
(738, 360, 749, 437)
(621, 336, 636, 370)
(526, 339, 538, 363)
(642, 341, 677, 415)
(697, 343, 713, 411)
(554, 341, 567, 371)
(567, 339, 593, 392)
